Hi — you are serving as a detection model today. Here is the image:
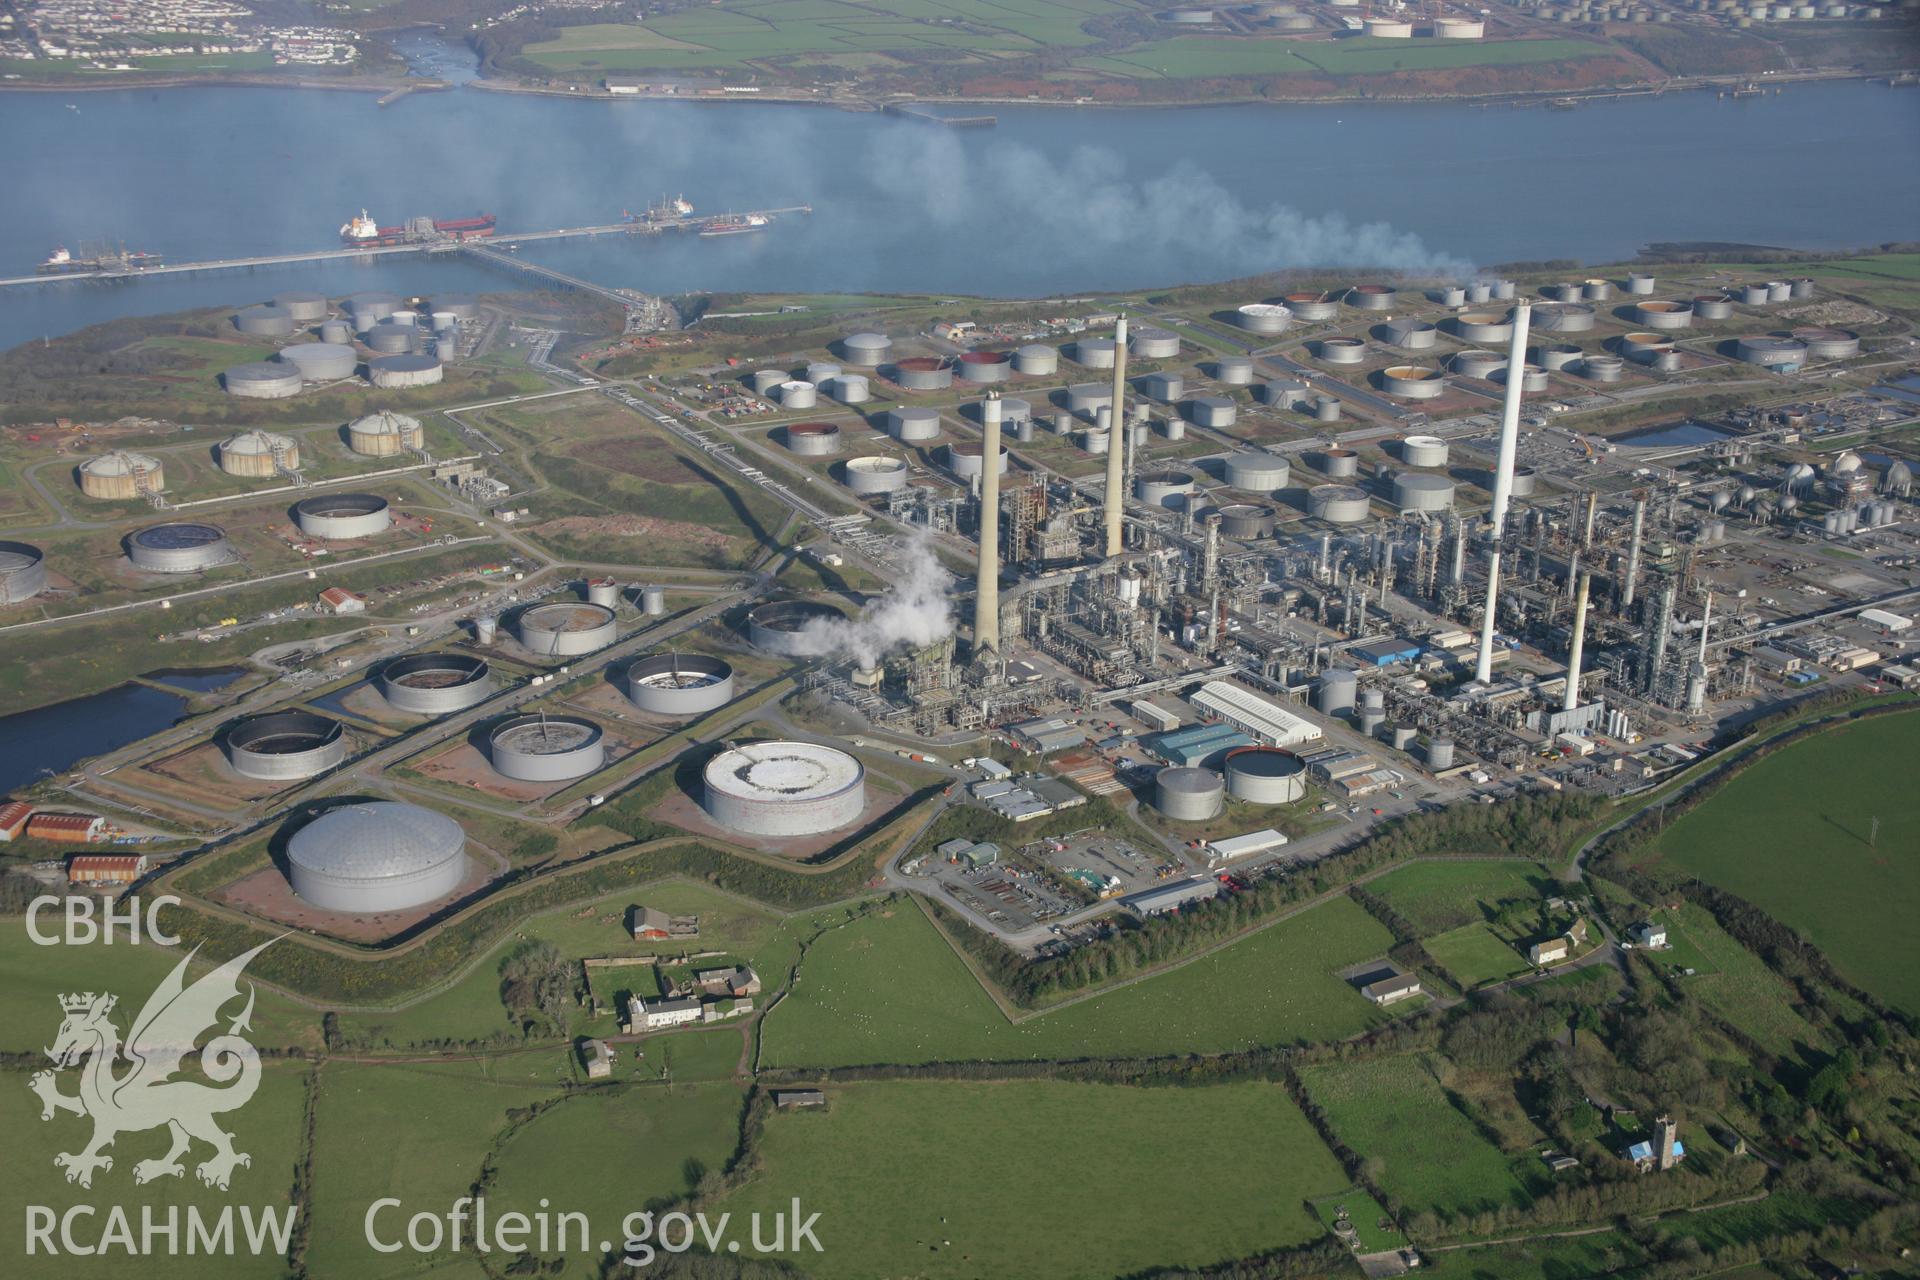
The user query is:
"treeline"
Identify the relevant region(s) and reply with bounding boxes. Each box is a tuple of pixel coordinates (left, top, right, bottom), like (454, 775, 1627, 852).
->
(937, 793, 1599, 1009)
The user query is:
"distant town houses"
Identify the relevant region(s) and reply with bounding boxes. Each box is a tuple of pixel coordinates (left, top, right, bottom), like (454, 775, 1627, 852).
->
(9, 1, 358, 68)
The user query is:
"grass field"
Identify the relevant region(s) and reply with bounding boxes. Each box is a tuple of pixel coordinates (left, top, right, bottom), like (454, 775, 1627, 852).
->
(1369, 860, 1554, 936)
(1652, 712, 1920, 1014)
(1090, 35, 1602, 80)
(1662, 904, 1825, 1058)
(1299, 1053, 1537, 1217)
(762, 895, 1397, 1068)
(1424, 921, 1531, 988)
(718, 1079, 1349, 1278)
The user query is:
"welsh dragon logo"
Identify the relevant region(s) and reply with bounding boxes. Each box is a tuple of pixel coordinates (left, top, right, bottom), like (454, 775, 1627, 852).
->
(30, 939, 275, 1191)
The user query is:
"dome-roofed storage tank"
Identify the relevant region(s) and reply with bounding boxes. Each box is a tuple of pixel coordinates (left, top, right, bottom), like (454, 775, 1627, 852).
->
(271, 290, 329, 321)
(1735, 335, 1808, 369)
(1013, 343, 1058, 375)
(1187, 395, 1238, 427)
(368, 353, 442, 388)
(888, 406, 941, 441)
(1316, 668, 1358, 714)
(225, 710, 346, 781)
(805, 361, 841, 387)
(784, 422, 842, 455)
(1131, 327, 1181, 359)
(234, 304, 296, 337)
(1310, 484, 1371, 523)
(747, 600, 847, 655)
(1215, 502, 1275, 538)
(127, 521, 230, 573)
(1155, 766, 1225, 820)
(1426, 737, 1456, 770)
(295, 492, 391, 539)
(1226, 452, 1290, 491)
(0, 540, 48, 605)
(1224, 746, 1307, 803)
(285, 801, 468, 913)
(1073, 337, 1116, 369)
(1233, 302, 1292, 335)
(379, 653, 493, 715)
(1142, 371, 1185, 402)
(364, 322, 415, 354)
(839, 332, 892, 366)
(1213, 355, 1254, 385)
(626, 653, 736, 716)
(348, 409, 425, 456)
(1067, 383, 1113, 417)
(777, 380, 817, 408)
(218, 429, 299, 477)
(832, 374, 870, 404)
(277, 342, 357, 382)
(345, 291, 401, 325)
(1393, 472, 1455, 511)
(751, 369, 788, 396)
(79, 450, 164, 500)
(488, 713, 606, 782)
(842, 456, 909, 495)
(517, 602, 617, 656)
(703, 741, 866, 836)
(1792, 327, 1861, 359)
(223, 361, 304, 399)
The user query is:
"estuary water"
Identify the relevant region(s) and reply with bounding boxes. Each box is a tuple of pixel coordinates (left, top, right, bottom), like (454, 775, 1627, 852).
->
(0, 682, 187, 793)
(1, 78, 1916, 349)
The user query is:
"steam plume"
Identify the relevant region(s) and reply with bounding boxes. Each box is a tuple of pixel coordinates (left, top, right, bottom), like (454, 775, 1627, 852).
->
(796, 536, 954, 668)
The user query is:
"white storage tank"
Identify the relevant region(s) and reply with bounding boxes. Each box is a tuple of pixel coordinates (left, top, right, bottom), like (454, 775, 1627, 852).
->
(703, 741, 866, 836)
(1155, 766, 1224, 820)
(1224, 746, 1307, 804)
(286, 801, 469, 913)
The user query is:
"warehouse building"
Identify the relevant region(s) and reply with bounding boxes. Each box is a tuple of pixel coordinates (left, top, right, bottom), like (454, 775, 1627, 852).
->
(1008, 717, 1086, 755)
(1121, 877, 1222, 919)
(67, 854, 149, 885)
(1349, 637, 1423, 667)
(1362, 973, 1423, 1006)
(27, 813, 107, 844)
(1204, 829, 1289, 865)
(1143, 722, 1255, 767)
(0, 801, 32, 841)
(1189, 680, 1324, 750)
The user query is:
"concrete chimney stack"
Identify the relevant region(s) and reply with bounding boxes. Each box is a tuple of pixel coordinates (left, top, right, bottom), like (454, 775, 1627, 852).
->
(1623, 495, 1646, 608)
(974, 391, 1003, 658)
(1474, 548, 1502, 684)
(1103, 315, 1129, 558)
(1563, 571, 1590, 713)
(1487, 299, 1532, 536)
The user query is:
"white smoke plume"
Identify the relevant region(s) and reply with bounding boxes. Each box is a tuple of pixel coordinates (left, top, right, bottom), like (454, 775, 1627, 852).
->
(795, 535, 955, 669)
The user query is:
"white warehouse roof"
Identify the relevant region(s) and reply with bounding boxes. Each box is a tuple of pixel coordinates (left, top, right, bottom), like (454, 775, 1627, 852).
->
(1190, 681, 1324, 750)
(1860, 608, 1912, 632)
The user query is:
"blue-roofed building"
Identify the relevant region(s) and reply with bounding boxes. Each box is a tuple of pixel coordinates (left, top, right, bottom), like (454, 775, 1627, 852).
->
(1350, 637, 1423, 667)
(1143, 722, 1256, 768)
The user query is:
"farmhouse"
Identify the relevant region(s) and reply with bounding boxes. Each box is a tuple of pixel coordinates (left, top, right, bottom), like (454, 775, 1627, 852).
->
(1528, 936, 1571, 966)
(1629, 921, 1669, 949)
(628, 995, 703, 1031)
(694, 965, 762, 998)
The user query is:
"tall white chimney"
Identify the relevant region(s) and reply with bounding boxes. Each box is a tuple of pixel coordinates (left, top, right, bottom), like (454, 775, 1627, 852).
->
(1487, 299, 1532, 536)
(1103, 315, 1129, 558)
(1474, 547, 1502, 684)
(974, 391, 1002, 657)
(1563, 571, 1590, 713)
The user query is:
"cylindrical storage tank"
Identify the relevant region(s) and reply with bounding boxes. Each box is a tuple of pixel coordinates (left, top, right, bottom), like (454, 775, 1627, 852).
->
(225, 710, 346, 781)
(1080, 427, 1111, 455)
(1316, 668, 1358, 714)
(703, 741, 866, 836)
(1694, 294, 1734, 320)
(805, 362, 841, 387)
(488, 714, 605, 782)
(1187, 395, 1238, 428)
(843, 456, 909, 495)
(1381, 366, 1446, 399)
(1347, 283, 1397, 309)
(294, 492, 391, 540)
(1143, 371, 1185, 402)
(1536, 342, 1583, 371)
(1393, 472, 1455, 512)
(286, 801, 468, 913)
(0, 541, 48, 605)
(223, 361, 305, 399)
(1627, 272, 1657, 295)
(368, 354, 442, 388)
(1317, 337, 1366, 365)
(1582, 355, 1625, 382)
(1788, 277, 1815, 299)
(1216, 503, 1275, 539)
(1451, 349, 1504, 379)
(1736, 335, 1808, 368)
(1531, 303, 1597, 332)
(1633, 300, 1694, 330)
(277, 342, 357, 381)
(1793, 327, 1860, 359)
(1320, 447, 1359, 477)
(1766, 281, 1792, 302)
(1452, 312, 1513, 343)
(1223, 747, 1307, 804)
(1436, 286, 1467, 307)
(517, 602, 617, 656)
(746, 600, 846, 655)
(1014, 417, 1035, 443)
(889, 406, 941, 441)
(379, 653, 492, 715)
(127, 521, 229, 573)
(345, 292, 400, 325)
(1388, 723, 1418, 751)
(1652, 350, 1684, 372)
(1234, 303, 1292, 335)
(318, 319, 352, 344)
(1359, 709, 1385, 736)
(1741, 283, 1772, 305)
(1383, 319, 1438, 349)
(1283, 291, 1341, 322)
(1433, 16, 1485, 35)
(234, 304, 295, 337)
(891, 357, 952, 391)
(1583, 279, 1614, 301)
(1067, 383, 1114, 417)
(1162, 418, 1186, 441)
(1360, 688, 1385, 713)
(1260, 381, 1307, 408)
(1155, 766, 1225, 821)
(348, 410, 424, 456)
(1310, 484, 1371, 523)
(641, 586, 667, 616)
(1132, 327, 1181, 359)
(784, 422, 842, 456)
(1493, 363, 1552, 390)
(1426, 737, 1456, 770)
(751, 369, 788, 396)
(626, 653, 735, 716)
(778, 380, 818, 409)
(956, 350, 1011, 383)
(431, 312, 457, 332)
(1013, 343, 1059, 375)
(991, 396, 1033, 425)
(1466, 282, 1492, 304)
(1315, 396, 1342, 423)
(475, 616, 499, 644)
(363, 322, 412, 353)
(271, 290, 328, 322)
(1136, 469, 1198, 508)
(1214, 355, 1254, 385)
(1362, 14, 1413, 33)
(1544, 282, 1582, 302)
(1226, 452, 1291, 491)
(946, 441, 1009, 479)
(1509, 465, 1539, 497)
(1400, 434, 1449, 467)
(833, 374, 871, 404)
(1075, 338, 1117, 369)
(219, 429, 298, 477)
(79, 450, 164, 499)
(430, 293, 478, 321)
(840, 333, 892, 366)
(585, 577, 621, 608)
